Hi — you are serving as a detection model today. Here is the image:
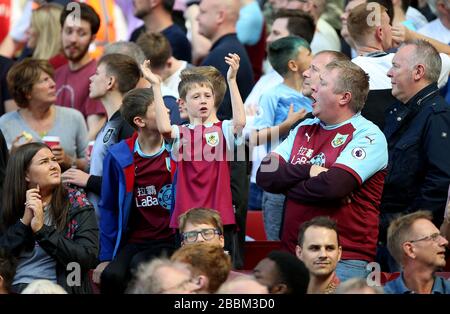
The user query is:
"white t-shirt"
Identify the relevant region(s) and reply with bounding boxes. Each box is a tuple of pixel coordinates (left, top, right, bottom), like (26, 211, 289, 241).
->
(352, 52, 450, 90)
(310, 18, 341, 54)
(418, 18, 450, 45)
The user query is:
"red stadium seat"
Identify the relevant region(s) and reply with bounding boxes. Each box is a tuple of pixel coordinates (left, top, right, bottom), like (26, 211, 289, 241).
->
(246, 210, 267, 241)
(380, 271, 400, 285)
(243, 241, 281, 270)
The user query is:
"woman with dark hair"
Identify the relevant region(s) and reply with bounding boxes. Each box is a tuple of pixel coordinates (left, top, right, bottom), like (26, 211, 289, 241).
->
(0, 142, 98, 294)
(0, 58, 88, 171)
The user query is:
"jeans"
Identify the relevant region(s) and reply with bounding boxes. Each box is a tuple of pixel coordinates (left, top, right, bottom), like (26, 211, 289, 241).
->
(262, 191, 285, 240)
(335, 260, 370, 282)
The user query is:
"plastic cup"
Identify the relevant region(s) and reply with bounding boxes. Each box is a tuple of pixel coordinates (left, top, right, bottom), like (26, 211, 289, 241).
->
(42, 136, 60, 149)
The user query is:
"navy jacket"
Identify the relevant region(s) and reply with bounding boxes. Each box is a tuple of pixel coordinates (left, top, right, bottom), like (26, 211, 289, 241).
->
(381, 83, 450, 224)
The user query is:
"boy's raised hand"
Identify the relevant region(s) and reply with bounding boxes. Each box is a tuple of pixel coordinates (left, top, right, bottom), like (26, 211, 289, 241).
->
(225, 53, 240, 81)
(141, 60, 162, 85)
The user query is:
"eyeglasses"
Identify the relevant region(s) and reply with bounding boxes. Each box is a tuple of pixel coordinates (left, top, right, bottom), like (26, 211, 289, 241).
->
(408, 232, 443, 243)
(182, 228, 222, 243)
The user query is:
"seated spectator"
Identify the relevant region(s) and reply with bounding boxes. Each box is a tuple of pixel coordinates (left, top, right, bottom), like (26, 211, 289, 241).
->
(171, 243, 232, 293)
(93, 88, 176, 294)
(217, 275, 268, 294)
(178, 208, 224, 247)
(296, 216, 342, 294)
(0, 142, 98, 294)
(385, 210, 450, 294)
(0, 59, 88, 171)
(253, 250, 309, 294)
(0, 248, 17, 294)
(335, 277, 384, 294)
(128, 258, 200, 294)
(21, 279, 67, 294)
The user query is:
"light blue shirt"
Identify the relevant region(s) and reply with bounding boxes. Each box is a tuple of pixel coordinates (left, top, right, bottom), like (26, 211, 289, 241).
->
(253, 83, 312, 151)
(384, 273, 450, 294)
(275, 113, 388, 183)
(236, 1, 264, 45)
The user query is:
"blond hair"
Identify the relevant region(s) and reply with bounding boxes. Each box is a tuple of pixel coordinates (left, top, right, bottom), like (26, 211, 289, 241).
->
(31, 4, 63, 59)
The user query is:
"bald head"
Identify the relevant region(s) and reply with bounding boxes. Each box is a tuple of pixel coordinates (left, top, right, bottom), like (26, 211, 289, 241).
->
(197, 0, 240, 42)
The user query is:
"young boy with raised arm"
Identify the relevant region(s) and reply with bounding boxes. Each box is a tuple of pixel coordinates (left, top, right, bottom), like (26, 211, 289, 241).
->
(141, 54, 245, 260)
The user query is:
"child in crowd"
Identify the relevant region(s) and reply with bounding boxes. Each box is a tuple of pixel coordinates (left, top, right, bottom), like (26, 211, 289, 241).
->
(178, 207, 225, 247)
(93, 88, 176, 294)
(141, 53, 245, 260)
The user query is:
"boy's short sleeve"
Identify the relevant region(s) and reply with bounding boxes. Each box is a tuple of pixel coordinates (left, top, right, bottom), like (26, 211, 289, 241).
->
(273, 123, 302, 162)
(168, 125, 181, 157)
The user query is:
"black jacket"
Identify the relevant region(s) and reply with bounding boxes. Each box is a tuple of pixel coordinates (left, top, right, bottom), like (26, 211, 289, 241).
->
(0, 130, 8, 195)
(0, 187, 98, 294)
(381, 83, 450, 225)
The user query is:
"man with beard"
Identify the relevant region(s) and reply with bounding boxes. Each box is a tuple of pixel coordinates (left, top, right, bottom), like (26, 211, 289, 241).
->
(55, 3, 106, 140)
(296, 216, 342, 294)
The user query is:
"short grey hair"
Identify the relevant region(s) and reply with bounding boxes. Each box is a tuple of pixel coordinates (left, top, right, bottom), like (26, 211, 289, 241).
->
(104, 41, 146, 65)
(399, 39, 442, 84)
(22, 280, 67, 294)
(127, 258, 192, 294)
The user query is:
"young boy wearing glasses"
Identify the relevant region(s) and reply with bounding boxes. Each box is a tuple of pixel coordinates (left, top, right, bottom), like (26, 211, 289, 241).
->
(178, 207, 225, 247)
